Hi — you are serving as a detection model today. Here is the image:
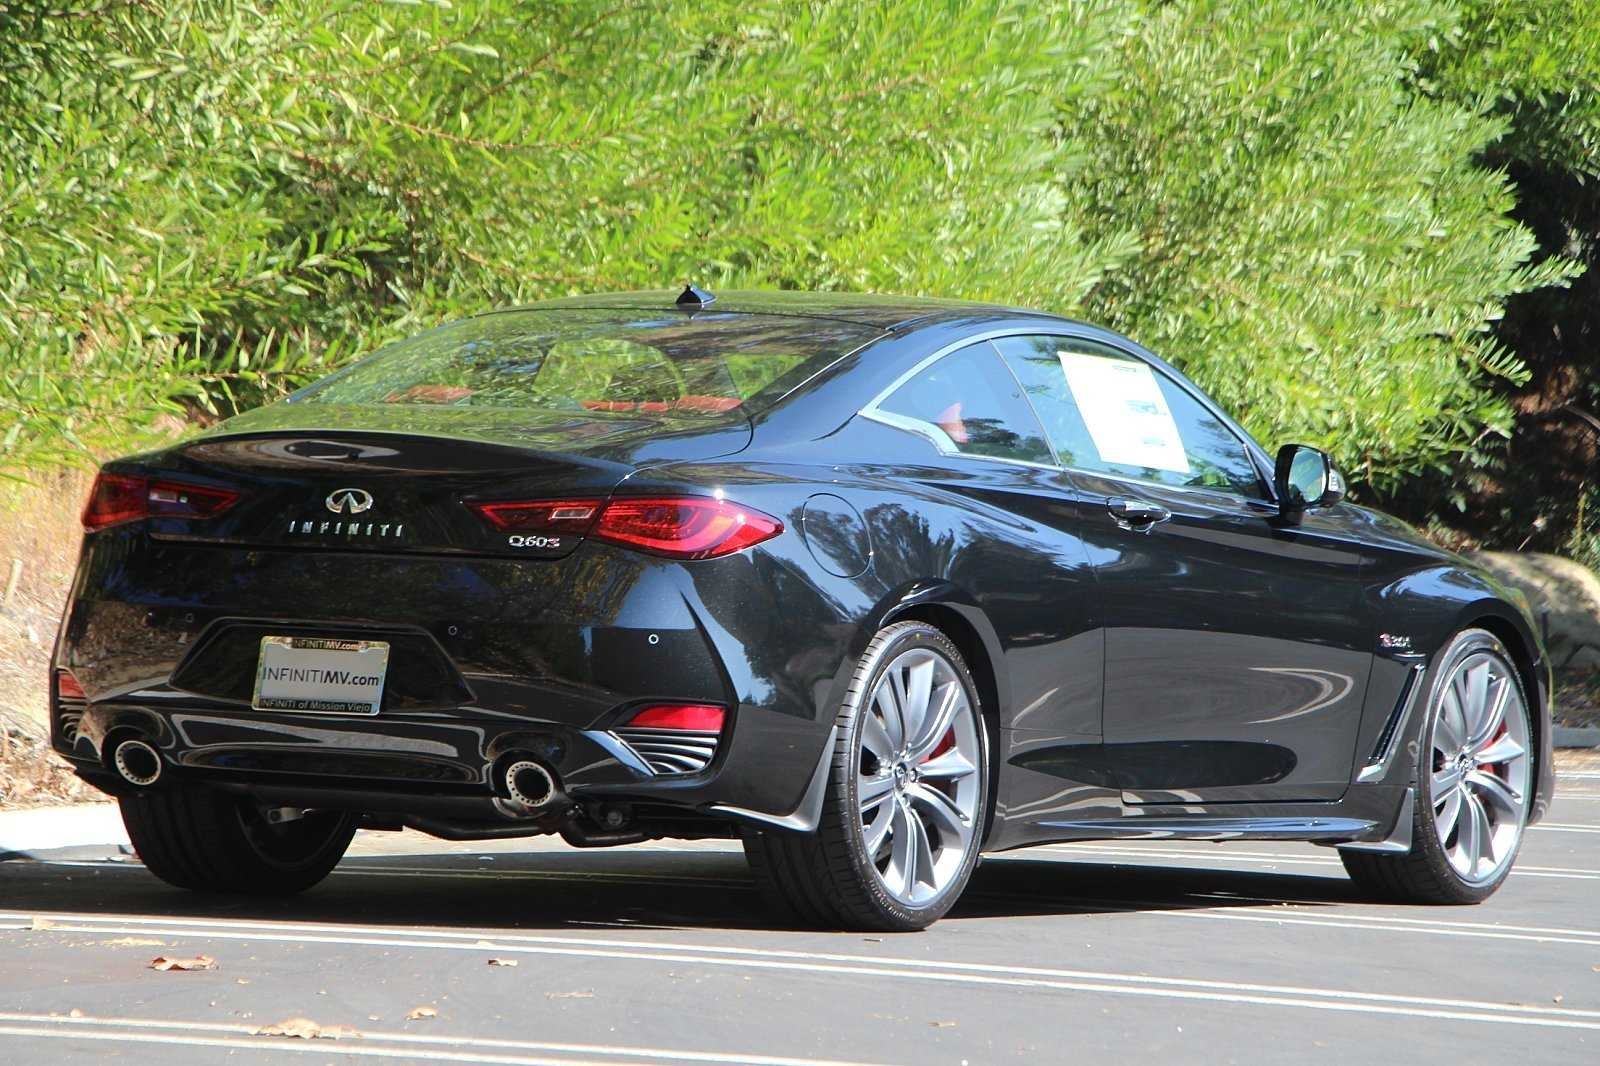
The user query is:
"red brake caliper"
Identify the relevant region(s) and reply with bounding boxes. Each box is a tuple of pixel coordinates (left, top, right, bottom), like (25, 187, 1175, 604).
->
(921, 728, 955, 764)
(1478, 720, 1508, 775)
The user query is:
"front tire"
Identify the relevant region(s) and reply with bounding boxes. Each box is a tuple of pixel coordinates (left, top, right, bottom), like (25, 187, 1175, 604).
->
(1342, 628, 1534, 904)
(744, 621, 989, 931)
(120, 785, 356, 896)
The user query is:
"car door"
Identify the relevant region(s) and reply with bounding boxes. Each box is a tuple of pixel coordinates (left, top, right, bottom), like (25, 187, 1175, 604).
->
(863, 339, 1118, 827)
(993, 333, 1374, 803)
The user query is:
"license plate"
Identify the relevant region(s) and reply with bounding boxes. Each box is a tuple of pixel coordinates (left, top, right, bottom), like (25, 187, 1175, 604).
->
(252, 636, 390, 715)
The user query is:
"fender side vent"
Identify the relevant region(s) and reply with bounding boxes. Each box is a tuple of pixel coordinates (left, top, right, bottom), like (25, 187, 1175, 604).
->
(1359, 663, 1425, 782)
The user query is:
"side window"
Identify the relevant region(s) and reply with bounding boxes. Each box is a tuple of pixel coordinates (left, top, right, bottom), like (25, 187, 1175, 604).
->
(876, 343, 1053, 465)
(993, 335, 1264, 497)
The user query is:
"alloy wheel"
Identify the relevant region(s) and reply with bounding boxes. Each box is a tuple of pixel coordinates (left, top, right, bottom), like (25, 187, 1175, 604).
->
(856, 646, 982, 907)
(1428, 650, 1531, 885)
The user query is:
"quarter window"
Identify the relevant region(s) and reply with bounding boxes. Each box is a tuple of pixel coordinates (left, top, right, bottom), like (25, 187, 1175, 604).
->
(876, 343, 1053, 465)
(993, 335, 1264, 496)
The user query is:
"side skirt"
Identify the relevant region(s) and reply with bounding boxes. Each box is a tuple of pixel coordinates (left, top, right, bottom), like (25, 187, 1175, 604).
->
(1030, 815, 1379, 843)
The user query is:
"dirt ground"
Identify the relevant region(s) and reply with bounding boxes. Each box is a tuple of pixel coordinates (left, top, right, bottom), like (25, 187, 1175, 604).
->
(0, 471, 96, 807)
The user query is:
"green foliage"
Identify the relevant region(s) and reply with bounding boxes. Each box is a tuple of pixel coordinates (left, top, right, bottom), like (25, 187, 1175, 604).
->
(0, 0, 1583, 500)
(1065, 0, 1575, 491)
(1418, 0, 1600, 176)
(0, 0, 1134, 472)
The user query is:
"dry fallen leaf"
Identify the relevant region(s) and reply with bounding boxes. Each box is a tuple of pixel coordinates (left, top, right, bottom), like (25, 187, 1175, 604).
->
(67, 1009, 83, 1019)
(930, 1021, 957, 1029)
(487, 958, 518, 967)
(545, 990, 594, 1000)
(29, 917, 54, 931)
(406, 1006, 438, 1021)
(149, 955, 217, 972)
(101, 937, 166, 948)
(256, 1017, 361, 1040)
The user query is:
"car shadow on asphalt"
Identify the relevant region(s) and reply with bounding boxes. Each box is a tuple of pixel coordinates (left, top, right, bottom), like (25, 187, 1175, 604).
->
(0, 846, 1365, 932)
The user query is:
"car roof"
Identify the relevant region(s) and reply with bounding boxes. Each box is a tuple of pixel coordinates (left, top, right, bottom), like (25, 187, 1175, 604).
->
(484, 288, 1080, 333)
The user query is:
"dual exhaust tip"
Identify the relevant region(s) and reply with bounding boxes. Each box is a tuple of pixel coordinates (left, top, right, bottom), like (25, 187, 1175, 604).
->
(106, 736, 563, 816)
(109, 737, 162, 788)
(500, 757, 562, 815)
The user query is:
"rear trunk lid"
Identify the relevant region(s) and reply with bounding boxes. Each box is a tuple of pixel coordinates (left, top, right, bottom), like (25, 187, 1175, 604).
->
(118, 403, 751, 559)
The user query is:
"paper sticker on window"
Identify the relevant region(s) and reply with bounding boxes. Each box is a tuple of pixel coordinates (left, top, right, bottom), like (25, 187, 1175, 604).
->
(1058, 351, 1190, 474)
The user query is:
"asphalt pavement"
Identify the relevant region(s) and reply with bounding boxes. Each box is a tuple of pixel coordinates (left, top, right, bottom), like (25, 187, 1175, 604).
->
(2, 760, 1598, 1065)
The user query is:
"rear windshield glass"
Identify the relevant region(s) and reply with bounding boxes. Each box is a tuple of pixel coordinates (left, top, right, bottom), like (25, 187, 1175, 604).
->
(293, 310, 874, 418)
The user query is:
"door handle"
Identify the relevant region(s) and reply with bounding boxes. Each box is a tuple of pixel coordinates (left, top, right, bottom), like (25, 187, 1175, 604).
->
(1107, 497, 1172, 531)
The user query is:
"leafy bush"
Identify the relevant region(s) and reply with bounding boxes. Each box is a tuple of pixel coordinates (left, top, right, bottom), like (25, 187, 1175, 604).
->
(0, 0, 1581, 503)
(0, 0, 1134, 471)
(1066, 0, 1575, 492)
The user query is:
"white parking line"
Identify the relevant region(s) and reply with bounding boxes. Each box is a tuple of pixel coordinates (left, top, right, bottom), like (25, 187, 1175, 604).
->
(334, 865, 752, 888)
(1531, 822, 1600, 833)
(984, 895, 1600, 948)
(33, 857, 1600, 950)
(0, 1012, 893, 1066)
(3, 911, 1599, 1032)
(337, 864, 1600, 947)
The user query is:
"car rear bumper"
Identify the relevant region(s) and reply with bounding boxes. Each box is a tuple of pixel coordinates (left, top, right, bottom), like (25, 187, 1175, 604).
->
(51, 532, 847, 831)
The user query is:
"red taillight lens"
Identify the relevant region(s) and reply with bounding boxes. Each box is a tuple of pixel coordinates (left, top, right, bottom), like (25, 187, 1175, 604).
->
(467, 498, 600, 534)
(593, 497, 782, 559)
(624, 703, 726, 732)
(81, 472, 240, 532)
(468, 495, 783, 559)
(81, 474, 149, 531)
(55, 669, 85, 701)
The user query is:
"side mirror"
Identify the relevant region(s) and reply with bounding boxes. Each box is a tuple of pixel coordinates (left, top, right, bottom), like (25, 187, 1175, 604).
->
(1273, 444, 1345, 526)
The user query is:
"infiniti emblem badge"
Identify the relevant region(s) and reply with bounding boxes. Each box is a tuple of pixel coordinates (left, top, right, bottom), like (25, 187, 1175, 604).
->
(325, 487, 374, 515)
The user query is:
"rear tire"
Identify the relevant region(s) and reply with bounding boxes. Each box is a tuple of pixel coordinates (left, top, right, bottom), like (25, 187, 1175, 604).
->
(1341, 628, 1533, 904)
(120, 785, 356, 895)
(743, 621, 989, 931)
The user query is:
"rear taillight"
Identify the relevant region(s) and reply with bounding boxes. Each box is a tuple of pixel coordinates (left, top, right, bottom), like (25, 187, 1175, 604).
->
(55, 669, 85, 701)
(622, 703, 726, 732)
(593, 497, 782, 559)
(82, 472, 240, 532)
(468, 495, 783, 560)
(467, 499, 600, 534)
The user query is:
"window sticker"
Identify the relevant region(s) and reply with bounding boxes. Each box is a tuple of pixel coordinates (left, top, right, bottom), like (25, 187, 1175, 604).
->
(1057, 351, 1190, 474)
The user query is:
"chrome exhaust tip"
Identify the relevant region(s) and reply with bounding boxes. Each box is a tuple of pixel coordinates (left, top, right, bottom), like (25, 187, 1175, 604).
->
(111, 738, 162, 788)
(503, 759, 557, 811)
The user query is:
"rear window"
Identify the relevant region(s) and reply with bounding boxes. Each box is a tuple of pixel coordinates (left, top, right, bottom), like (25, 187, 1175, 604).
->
(293, 310, 873, 418)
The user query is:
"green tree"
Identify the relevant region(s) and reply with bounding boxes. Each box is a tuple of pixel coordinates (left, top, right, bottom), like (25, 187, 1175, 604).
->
(1397, 0, 1600, 551)
(1061, 0, 1575, 492)
(0, 0, 1582, 519)
(0, 0, 1135, 473)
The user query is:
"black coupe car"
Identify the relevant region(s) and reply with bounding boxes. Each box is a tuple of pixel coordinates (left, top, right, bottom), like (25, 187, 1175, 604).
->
(52, 288, 1554, 930)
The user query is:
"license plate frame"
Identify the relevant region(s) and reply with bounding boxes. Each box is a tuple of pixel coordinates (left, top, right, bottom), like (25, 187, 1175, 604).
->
(251, 636, 390, 715)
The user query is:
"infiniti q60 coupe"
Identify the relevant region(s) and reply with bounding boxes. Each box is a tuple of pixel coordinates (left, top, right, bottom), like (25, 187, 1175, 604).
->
(52, 288, 1554, 930)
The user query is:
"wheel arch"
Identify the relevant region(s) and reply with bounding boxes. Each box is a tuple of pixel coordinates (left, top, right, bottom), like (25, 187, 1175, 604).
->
(1461, 608, 1554, 823)
(869, 584, 1009, 730)
(875, 588, 1009, 847)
